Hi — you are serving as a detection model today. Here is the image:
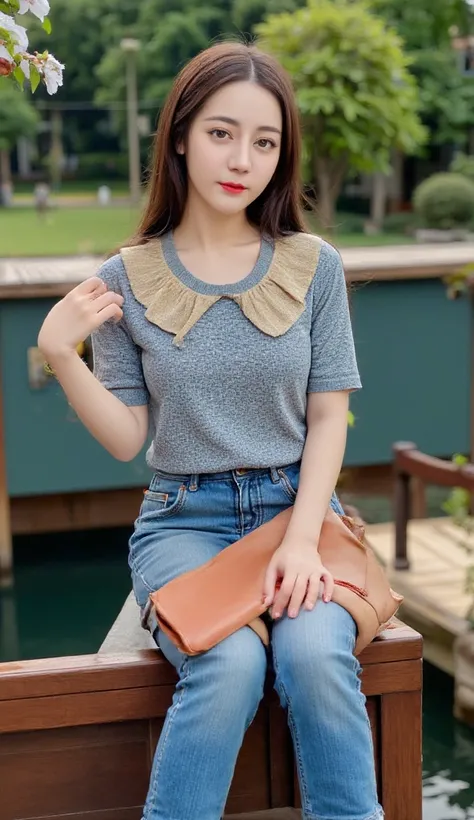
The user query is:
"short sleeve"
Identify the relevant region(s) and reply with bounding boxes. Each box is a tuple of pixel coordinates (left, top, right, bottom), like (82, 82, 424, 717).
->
(308, 242, 362, 393)
(91, 254, 149, 406)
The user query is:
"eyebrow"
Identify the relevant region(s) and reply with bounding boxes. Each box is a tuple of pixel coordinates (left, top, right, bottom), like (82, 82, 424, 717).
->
(203, 115, 281, 134)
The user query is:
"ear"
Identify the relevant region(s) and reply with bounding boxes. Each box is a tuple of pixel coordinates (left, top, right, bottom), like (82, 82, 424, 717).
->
(176, 141, 185, 155)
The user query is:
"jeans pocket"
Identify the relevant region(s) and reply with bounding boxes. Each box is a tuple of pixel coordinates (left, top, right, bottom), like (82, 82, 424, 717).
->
(277, 466, 298, 502)
(139, 483, 187, 521)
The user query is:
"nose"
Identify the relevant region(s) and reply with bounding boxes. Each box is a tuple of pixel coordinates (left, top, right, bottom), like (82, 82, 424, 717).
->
(228, 140, 251, 174)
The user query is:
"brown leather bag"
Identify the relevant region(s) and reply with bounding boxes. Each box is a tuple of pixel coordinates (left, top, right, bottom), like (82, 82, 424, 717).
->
(150, 507, 403, 656)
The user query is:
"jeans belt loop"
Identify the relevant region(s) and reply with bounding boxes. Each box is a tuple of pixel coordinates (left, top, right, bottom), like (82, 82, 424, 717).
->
(189, 473, 200, 491)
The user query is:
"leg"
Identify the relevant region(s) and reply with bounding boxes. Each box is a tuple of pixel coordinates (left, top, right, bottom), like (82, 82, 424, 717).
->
(272, 601, 383, 820)
(145, 625, 267, 820)
(129, 520, 267, 820)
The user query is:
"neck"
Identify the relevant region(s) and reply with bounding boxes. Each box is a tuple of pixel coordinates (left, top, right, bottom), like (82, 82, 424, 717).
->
(174, 187, 259, 251)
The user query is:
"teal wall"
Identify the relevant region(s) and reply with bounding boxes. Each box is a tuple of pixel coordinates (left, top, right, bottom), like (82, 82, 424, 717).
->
(0, 278, 471, 496)
(0, 299, 150, 497)
(346, 278, 471, 466)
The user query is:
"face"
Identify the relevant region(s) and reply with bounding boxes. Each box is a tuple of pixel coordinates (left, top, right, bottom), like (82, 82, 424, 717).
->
(178, 80, 282, 216)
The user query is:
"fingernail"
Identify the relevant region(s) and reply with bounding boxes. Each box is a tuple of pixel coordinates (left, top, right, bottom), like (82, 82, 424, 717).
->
(289, 609, 296, 618)
(273, 611, 281, 619)
(323, 595, 329, 603)
(306, 602, 314, 610)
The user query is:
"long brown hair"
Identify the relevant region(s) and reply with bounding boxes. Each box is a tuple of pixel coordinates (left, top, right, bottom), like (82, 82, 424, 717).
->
(126, 40, 307, 247)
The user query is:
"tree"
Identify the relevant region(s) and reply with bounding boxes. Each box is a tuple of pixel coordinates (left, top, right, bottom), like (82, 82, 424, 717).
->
(0, 81, 39, 201)
(256, 0, 427, 226)
(372, 0, 474, 147)
(231, 0, 304, 33)
(95, 0, 233, 117)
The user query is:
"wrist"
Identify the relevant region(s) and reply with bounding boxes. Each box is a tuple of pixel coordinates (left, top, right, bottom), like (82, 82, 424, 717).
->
(42, 346, 78, 372)
(280, 531, 320, 551)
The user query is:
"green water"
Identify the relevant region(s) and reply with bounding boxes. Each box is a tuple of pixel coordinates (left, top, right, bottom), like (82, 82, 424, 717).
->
(1, 525, 474, 818)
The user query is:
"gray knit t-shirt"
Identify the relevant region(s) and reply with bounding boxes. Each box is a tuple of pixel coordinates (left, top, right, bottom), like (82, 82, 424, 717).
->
(91, 231, 361, 474)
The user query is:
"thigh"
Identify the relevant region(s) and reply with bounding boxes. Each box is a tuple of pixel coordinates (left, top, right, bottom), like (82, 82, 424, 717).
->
(271, 601, 359, 701)
(129, 525, 233, 608)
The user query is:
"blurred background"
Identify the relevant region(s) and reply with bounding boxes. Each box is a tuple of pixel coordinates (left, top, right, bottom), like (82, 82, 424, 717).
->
(2, 1, 474, 817)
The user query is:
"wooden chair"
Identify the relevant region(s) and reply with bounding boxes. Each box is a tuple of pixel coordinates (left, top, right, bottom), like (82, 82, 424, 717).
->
(393, 440, 474, 570)
(0, 592, 423, 820)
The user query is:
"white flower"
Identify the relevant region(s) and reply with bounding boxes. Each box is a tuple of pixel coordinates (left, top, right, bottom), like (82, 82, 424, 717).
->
(18, 0, 50, 23)
(20, 57, 30, 78)
(0, 43, 13, 63)
(0, 11, 29, 52)
(42, 53, 64, 94)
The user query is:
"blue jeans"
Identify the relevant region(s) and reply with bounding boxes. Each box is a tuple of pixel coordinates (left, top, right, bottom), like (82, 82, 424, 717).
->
(129, 461, 383, 820)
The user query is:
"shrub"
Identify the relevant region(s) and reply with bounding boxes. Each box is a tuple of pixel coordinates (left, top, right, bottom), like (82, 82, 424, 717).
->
(382, 211, 418, 235)
(450, 153, 474, 184)
(413, 173, 474, 230)
(75, 153, 129, 181)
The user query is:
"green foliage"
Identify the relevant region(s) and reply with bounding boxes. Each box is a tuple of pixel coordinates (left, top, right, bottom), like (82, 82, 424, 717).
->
(382, 211, 418, 235)
(450, 152, 474, 183)
(0, 83, 39, 151)
(413, 172, 474, 229)
(72, 152, 129, 181)
(442, 453, 471, 524)
(372, 0, 474, 146)
(370, 0, 470, 52)
(256, 0, 426, 223)
(232, 0, 303, 33)
(95, 0, 233, 126)
(441, 452, 474, 625)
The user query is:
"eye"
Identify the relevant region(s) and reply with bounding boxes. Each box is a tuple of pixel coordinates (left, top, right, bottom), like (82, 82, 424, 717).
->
(256, 138, 277, 150)
(209, 128, 230, 140)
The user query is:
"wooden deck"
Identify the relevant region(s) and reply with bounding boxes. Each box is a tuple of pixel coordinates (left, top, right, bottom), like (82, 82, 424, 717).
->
(366, 516, 472, 675)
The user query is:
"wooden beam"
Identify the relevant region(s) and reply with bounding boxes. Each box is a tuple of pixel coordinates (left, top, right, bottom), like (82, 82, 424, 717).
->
(10, 486, 144, 535)
(2, 462, 394, 543)
(380, 690, 423, 820)
(0, 361, 12, 587)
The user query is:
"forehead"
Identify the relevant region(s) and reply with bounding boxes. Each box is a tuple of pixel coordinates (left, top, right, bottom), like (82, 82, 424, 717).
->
(198, 81, 282, 128)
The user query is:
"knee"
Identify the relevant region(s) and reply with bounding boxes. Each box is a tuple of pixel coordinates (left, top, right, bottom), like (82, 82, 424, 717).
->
(179, 626, 267, 720)
(210, 627, 267, 697)
(273, 603, 361, 705)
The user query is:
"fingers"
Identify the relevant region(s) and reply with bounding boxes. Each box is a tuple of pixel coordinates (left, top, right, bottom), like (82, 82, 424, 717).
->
(74, 276, 107, 296)
(287, 575, 309, 618)
(89, 280, 108, 299)
(321, 570, 334, 603)
(262, 561, 278, 608)
(271, 573, 297, 619)
(93, 291, 124, 313)
(303, 575, 323, 611)
(92, 302, 123, 327)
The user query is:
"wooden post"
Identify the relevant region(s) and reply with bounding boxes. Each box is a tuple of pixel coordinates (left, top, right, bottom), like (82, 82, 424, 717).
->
(394, 468, 410, 570)
(0, 365, 12, 587)
(380, 690, 423, 820)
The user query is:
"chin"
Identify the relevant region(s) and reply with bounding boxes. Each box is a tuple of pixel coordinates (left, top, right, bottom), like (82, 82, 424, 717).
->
(207, 195, 250, 217)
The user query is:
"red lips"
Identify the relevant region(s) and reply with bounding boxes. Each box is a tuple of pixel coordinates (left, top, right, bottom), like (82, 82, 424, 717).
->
(219, 182, 247, 193)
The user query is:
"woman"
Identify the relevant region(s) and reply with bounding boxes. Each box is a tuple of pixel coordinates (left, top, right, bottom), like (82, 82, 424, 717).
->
(38, 41, 383, 820)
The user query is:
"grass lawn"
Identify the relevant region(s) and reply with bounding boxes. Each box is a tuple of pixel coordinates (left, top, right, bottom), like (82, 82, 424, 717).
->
(0, 206, 140, 257)
(0, 204, 414, 258)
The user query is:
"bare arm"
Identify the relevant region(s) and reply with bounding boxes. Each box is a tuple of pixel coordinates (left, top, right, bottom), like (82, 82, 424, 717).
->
(284, 389, 349, 542)
(38, 276, 149, 462)
(45, 349, 149, 461)
(263, 390, 350, 617)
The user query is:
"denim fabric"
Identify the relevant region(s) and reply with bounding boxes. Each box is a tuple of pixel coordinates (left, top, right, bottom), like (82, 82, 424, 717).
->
(129, 461, 383, 820)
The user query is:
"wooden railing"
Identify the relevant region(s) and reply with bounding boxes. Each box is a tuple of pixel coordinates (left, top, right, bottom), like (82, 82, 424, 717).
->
(393, 441, 474, 570)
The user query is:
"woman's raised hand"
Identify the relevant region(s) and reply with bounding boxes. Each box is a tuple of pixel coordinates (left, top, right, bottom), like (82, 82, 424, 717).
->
(38, 277, 124, 359)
